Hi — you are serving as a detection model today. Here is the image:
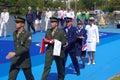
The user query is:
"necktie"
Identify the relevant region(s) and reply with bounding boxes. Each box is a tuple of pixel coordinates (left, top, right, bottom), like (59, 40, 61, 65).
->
(17, 32, 21, 38)
(52, 29, 56, 36)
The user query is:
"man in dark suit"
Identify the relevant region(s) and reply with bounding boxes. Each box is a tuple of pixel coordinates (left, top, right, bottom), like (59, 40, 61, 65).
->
(75, 20, 87, 68)
(34, 7, 42, 32)
(41, 17, 67, 80)
(6, 16, 34, 80)
(26, 6, 35, 33)
(63, 17, 80, 76)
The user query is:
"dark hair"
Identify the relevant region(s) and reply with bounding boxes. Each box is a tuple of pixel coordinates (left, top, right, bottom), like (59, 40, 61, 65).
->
(3, 7, 7, 10)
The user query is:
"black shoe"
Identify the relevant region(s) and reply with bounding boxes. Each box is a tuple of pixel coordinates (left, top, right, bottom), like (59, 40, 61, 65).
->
(76, 72, 80, 76)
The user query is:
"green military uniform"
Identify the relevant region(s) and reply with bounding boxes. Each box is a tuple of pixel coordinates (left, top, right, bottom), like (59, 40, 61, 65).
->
(8, 16, 34, 80)
(41, 26, 67, 80)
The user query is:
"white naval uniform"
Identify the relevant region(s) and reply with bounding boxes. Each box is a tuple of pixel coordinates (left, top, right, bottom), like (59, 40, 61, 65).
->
(85, 24, 99, 51)
(0, 11, 9, 37)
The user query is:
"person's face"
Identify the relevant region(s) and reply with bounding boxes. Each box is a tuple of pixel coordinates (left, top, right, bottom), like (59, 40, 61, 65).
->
(67, 8, 71, 12)
(58, 7, 61, 10)
(78, 23, 83, 28)
(89, 20, 94, 24)
(15, 22, 24, 29)
(66, 21, 72, 27)
(51, 21, 57, 29)
(28, 6, 32, 11)
(3, 9, 7, 12)
(77, 9, 80, 12)
(36, 7, 39, 11)
(47, 8, 49, 11)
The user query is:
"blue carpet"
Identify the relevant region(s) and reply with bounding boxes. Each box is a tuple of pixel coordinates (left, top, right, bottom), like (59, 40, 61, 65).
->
(0, 31, 120, 80)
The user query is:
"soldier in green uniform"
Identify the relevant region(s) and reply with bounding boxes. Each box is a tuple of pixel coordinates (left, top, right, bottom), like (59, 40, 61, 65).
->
(41, 17, 67, 80)
(6, 16, 34, 80)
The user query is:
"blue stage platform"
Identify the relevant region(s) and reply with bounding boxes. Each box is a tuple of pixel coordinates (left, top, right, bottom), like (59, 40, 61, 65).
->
(0, 28, 120, 80)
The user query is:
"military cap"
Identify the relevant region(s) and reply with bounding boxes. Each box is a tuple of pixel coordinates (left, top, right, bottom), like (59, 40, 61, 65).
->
(77, 20, 83, 24)
(15, 16, 25, 23)
(65, 17, 72, 22)
(50, 17, 58, 22)
(89, 17, 95, 21)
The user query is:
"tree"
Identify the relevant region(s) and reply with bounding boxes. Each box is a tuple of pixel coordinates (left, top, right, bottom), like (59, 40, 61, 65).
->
(82, 0, 93, 10)
(108, 0, 120, 11)
(76, 0, 85, 10)
(53, 1, 66, 9)
(44, 1, 66, 9)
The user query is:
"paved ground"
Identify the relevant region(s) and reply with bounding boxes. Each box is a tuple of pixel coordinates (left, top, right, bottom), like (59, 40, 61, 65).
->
(6, 15, 118, 34)
(0, 28, 120, 80)
(1, 15, 120, 80)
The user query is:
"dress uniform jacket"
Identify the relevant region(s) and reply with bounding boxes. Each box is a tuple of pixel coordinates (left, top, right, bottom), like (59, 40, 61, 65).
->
(41, 27, 67, 80)
(11, 29, 32, 68)
(63, 26, 80, 74)
(64, 26, 77, 52)
(45, 28, 67, 58)
(76, 26, 87, 56)
(85, 24, 99, 51)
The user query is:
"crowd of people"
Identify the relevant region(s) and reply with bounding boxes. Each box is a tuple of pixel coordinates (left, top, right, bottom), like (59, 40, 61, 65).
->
(0, 6, 100, 80)
(0, 6, 106, 37)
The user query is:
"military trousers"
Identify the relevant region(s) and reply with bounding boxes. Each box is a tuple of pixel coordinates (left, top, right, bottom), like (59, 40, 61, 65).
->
(41, 52, 64, 80)
(8, 66, 34, 80)
(63, 51, 80, 74)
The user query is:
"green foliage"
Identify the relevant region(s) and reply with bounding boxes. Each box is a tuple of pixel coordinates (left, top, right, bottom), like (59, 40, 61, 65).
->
(82, 0, 94, 10)
(76, 0, 85, 10)
(68, 0, 85, 12)
(0, 0, 44, 15)
(44, 1, 66, 9)
(53, 1, 66, 9)
(108, 0, 120, 11)
(44, 1, 53, 8)
(0, 0, 120, 15)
